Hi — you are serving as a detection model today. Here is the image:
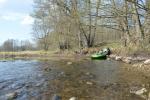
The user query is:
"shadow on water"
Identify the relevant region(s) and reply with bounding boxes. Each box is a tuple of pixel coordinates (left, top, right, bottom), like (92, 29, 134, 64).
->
(0, 59, 149, 100)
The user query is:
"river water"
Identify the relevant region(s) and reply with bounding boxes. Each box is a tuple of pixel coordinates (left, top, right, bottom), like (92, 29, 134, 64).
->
(0, 59, 149, 100)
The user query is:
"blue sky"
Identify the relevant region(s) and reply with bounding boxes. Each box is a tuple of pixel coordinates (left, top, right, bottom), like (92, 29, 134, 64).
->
(0, 0, 34, 44)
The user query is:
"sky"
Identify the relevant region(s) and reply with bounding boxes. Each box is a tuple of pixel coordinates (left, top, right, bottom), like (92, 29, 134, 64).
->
(0, 0, 34, 45)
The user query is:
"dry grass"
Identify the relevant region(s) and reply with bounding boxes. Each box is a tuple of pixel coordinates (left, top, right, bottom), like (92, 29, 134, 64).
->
(0, 42, 150, 58)
(96, 42, 150, 56)
(0, 50, 58, 58)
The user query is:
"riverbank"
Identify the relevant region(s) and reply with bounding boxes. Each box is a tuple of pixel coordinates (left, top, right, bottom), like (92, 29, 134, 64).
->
(0, 47, 150, 62)
(0, 50, 88, 61)
(0, 45, 150, 68)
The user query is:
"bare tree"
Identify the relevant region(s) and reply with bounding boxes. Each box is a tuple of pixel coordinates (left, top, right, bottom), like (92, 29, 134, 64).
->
(32, 0, 150, 50)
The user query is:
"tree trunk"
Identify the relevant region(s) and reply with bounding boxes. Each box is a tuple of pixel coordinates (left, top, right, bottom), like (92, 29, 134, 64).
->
(92, 0, 101, 46)
(132, 0, 144, 45)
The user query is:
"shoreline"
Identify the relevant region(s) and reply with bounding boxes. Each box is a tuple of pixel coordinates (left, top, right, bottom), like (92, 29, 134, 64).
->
(0, 51, 89, 61)
(0, 50, 150, 65)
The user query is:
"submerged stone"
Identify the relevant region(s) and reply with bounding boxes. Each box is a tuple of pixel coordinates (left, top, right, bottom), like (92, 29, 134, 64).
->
(130, 87, 147, 99)
(52, 94, 61, 100)
(6, 92, 18, 100)
(69, 97, 77, 100)
(86, 81, 93, 85)
(67, 62, 73, 65)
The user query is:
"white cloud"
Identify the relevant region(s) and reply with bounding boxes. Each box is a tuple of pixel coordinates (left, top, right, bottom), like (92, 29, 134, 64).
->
(24, 0, 33, 4)
(0, 0, 7, 7)
(0, 0, 6, 3)
(2, 15, 18, 21)
(21, 15, 34, 25)
(0, 12, 25, 21)
(0, 12, 34, 26)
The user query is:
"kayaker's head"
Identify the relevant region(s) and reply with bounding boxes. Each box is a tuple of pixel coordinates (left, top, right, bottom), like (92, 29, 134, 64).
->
(103, 48, 111, 55)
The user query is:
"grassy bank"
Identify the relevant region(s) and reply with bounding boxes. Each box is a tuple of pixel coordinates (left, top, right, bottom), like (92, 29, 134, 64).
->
(0, 50, 86, 61)
(0, 42, 150, 60)
(0, 51, 54, 60)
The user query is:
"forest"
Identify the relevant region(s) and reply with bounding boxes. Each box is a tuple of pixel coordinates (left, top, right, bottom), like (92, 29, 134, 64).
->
(30, 0, 150, 54)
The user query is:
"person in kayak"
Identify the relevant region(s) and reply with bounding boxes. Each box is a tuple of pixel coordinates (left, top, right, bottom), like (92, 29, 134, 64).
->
(102, 48, 111, 55)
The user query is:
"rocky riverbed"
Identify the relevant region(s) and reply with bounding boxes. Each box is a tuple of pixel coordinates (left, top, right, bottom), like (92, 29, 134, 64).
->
(0, 58, 150, 100)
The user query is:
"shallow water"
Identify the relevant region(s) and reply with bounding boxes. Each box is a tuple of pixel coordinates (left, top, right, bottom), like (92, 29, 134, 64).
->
(0, 59, 149, 100)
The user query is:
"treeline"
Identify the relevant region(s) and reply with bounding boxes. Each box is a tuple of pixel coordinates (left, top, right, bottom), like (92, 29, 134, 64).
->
(0, 39, 36, 52)
(32, 0, 150, 51)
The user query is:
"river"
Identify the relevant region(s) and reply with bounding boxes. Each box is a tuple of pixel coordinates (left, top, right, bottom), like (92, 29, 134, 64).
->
(0, 59, 149, 100)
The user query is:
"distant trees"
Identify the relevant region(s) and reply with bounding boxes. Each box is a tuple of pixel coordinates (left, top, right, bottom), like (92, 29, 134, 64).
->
(32, 0, 150, 51)
(0, 39, 35, 52)
(2, 39, 15, 52)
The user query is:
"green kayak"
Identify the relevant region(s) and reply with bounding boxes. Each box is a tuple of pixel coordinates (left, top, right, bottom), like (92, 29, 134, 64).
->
(91, 53, 107, 60)
(91, 48, 111, 60)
